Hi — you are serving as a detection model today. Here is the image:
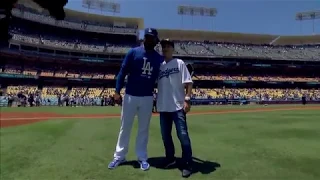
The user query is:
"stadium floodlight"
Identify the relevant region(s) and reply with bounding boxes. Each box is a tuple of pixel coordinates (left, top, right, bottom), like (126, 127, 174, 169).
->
(177, 5, 217, 30)
(82, 0, 120, 14)
(295, 10, 320, 35)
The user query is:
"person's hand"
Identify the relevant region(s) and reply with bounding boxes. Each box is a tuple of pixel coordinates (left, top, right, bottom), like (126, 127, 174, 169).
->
(183, 101, 191, 113)
(114, 92, 121, 101)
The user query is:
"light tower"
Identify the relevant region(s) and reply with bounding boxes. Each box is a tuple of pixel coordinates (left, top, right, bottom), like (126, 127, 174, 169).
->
(82, 0, 120, 15)
(177, 5, 217, 31)
(295, 10, 320, 35)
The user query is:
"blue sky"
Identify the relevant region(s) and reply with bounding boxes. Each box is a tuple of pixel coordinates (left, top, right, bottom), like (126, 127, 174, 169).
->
(66, 0, 320, 35)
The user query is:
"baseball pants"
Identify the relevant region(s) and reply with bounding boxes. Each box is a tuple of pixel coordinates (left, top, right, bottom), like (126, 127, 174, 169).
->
(160, 109, 193, 164)
(113, 94, 153, 161)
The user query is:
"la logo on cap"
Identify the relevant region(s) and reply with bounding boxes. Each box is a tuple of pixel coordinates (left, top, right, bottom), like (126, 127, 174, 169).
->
(148, 28, 152, 33)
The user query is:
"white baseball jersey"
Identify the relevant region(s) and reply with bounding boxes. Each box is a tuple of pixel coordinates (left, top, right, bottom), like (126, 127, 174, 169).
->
(157, 58, 193, 112)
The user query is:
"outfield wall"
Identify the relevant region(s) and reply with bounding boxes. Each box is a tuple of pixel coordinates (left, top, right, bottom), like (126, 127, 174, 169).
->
(1, 96, 320, 107)
(191, 99, 320, 105)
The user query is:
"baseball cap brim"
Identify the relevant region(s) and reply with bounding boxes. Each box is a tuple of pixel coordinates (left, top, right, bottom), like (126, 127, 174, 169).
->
(160, 39, 174, 48)
(145, 33, 155, 37)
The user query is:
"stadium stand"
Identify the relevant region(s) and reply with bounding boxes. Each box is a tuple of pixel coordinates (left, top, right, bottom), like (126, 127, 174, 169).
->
(86, 88, 103, 98)
(101, 88, 125, 97)
(192, 88, 320, 100)
(194, 75, 320, 82)
(23, 68, 38, 76)
(42, 87, 67, 98)
(4, 5, 317, 61)
(69, 87, 87, 97)
(9, 31, 320, 60)
(9, 27, 320, 60)
(40, 70, 54, 77)
(0, 3, 319, 107)
(11, 4, 144, 34)
(7, 86, 38, 95)
(2, 86, 319, 104)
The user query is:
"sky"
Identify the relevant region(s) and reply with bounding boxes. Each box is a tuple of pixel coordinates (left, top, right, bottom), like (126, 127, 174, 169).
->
(66, 0, 320, 36)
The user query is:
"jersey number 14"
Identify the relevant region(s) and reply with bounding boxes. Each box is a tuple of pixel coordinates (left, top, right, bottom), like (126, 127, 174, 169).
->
(141, 58, 153, 75)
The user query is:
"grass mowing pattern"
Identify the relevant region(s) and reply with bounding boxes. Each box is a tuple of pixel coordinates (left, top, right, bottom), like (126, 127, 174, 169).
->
(1, 105, 320, 180)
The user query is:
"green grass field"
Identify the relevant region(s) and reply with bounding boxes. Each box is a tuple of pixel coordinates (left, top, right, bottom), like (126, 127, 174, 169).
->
(1, 105, 320, 180)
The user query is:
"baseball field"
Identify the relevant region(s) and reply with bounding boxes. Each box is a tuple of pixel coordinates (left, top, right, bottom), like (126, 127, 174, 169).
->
(1, 105, 320, 180)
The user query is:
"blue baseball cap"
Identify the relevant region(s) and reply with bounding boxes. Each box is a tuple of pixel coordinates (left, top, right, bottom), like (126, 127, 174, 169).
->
(144, 28, 159, 42)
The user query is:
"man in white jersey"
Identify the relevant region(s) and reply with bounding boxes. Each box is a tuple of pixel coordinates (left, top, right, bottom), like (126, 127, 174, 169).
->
(157, 39, 193, 178)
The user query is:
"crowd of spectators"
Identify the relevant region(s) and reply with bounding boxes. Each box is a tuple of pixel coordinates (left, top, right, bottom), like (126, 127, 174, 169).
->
(3, 86, 320, 102)
(11, 30, 320, 60)
(195, 74, 320, 82)
(7, 5, 319, 61)
(42, 87, 67, 98)
(10, 6, 135, 54)
(6, 86, 38, 95)
(10, 29, 132, 54)
(193, 88, 320, 100)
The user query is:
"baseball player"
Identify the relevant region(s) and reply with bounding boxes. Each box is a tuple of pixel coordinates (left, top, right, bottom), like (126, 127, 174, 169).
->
(157, 39, 194, 178)
(108, 28, 163, 171)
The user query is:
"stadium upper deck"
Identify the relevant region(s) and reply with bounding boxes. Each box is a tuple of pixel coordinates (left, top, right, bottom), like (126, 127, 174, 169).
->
(157, 29, 320, 45)
(13, 2, 319, 45)
(4, 3, 320, 61)
(13, 2, 144, 34)
(64, 9, 144, 30)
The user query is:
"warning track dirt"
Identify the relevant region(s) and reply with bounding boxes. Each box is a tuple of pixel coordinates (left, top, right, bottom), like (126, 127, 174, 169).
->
(1, 106, 319, 128)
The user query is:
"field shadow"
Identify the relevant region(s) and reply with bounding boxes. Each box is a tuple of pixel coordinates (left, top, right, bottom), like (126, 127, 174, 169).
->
(120, 157, 221, 175)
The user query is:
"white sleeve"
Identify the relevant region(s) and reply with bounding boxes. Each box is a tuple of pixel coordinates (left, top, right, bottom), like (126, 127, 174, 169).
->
(180, 61, 193, 84)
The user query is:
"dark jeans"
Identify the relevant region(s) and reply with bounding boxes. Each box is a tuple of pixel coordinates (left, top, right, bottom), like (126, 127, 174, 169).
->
(160, 109, 192, 164)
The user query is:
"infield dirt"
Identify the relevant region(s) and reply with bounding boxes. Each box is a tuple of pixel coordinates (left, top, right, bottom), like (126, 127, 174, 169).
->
(1, 106, 319, 128)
